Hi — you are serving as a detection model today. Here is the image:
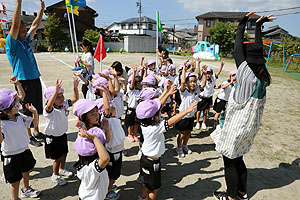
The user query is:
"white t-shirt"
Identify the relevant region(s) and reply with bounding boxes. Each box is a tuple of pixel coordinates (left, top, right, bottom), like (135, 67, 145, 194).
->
(0, 113, 32, 156)
(179, 87, 200, 119)
(80, 52, 95, 84)
(86, 82, 96, 101)
(43, 100, 71, 137)
(112, 91, 125, 119)
(141, 119, 169, 158)
(105, 118, 125, 153)
(167, 74, 178, 84)
(217, 80, 233, 101)
(126, 85, 140, 109)
(173, 75, 181, 88)
(77, 159, 109, 200)
(199, 75, 217, 98)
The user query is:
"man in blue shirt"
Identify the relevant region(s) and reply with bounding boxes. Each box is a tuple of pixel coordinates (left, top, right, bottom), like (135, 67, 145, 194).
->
(5, 0, 45, 147)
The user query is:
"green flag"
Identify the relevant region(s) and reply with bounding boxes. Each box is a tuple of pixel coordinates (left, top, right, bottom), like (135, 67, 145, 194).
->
(157, 11, 163, 33)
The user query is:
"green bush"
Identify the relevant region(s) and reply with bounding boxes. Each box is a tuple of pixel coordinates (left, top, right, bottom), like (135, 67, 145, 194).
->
(36, 42, 48, 52)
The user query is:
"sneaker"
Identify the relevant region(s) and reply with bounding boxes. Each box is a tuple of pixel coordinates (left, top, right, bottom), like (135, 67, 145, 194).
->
(59, 169, 73, 178)
(136, 174, 144, 184)
(20, 186, 41, 198)
(237, 192, 248, 200)
(133, 135, 139, 142)
(51, 174, 67, 186)
(0, 173, 5, 182)
(195, 122, 200, 130)
(30, 137, 42, 147)
(127, 134, 134, 142)
(182, 145, 192, 154)
(111, 185, 118, 192)
(176, 147, 185, 158)
(34, 132, 45, 140)
(105, 190, 120, 200)
(213, 191, 229, 200)
(201, 123, 207, 130)
(137, 195, 147, 200)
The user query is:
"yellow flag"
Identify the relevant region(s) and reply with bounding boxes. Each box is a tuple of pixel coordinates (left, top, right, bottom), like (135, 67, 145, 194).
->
(65, 0, 79, 16)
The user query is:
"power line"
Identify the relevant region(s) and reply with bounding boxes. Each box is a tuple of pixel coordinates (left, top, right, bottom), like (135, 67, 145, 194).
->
(275, 11, 300, 16)
(256, 6, 300, 13)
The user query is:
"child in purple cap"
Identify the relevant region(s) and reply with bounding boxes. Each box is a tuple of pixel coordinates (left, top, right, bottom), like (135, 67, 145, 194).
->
(0, 92, 41, 199)
(125, 66, 142, 142)
(73, 98, 112, 199)
(136, 84, 197, 200)
(175, 65, 208, 158)
(212, 70, 237, 127)
(159, 79, 173, 118)
(195, 59, 225, 130)
(74, 121, 110, 200)
(43, 77, 79, 186)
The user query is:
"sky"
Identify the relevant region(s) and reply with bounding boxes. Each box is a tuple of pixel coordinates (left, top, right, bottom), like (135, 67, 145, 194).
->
(1, 0, 300, 37)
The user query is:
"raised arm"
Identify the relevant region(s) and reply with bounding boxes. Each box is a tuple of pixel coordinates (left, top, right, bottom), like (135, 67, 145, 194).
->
(180, 65, 187, 92)
(110, 68, 121, 94)
(10, 77, 25, 101)
(26, 103, 39, 129)
(234, 12, 254, 67)
(255, 14, 276, 45)
(200, 65, 207, 89)
(28, 0, 45, 40)
(130, 66, 137, 90)
(10, 0, 22, 40)
(45, 80, 62, 113)
(168, 101, 197, 126)
(196, 58, 202, 79)
(160, 84, 177, 106)
(70, 75, 79, 105)
(215, 59, 225, 77)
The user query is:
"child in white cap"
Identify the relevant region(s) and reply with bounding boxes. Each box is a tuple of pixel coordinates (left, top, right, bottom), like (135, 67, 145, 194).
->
(0, 91, 40, 199)
(136, 83, 197, 200)
(43, 76, 79, 185)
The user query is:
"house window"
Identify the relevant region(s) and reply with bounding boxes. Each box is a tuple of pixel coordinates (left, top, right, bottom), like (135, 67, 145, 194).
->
(206, 19, 211, 27)
(148, 24, 153, 30)
(247, 21, 252, 28)
(121, 24, 126, 29)
(115, 30, 119, 33)
(129, 24, 133, 29)
(205, 36, 211, 42)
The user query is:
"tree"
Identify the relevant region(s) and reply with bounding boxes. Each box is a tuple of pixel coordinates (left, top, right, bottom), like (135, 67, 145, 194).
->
(162, 32, 169, 44)
(82, 29, 100, 47)
(43, 13, 64, 48)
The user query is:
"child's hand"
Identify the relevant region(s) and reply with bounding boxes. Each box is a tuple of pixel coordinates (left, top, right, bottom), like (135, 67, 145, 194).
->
(73, 72, 80, 77)
(56, 79, 62, 92)
(184, 58, 190, 67)
(141, 56, 145, 61)
(73, 75, 79, 88)
(78, 129, 95, 140)
(75, 119, 87, 131)
(118, 77, 126, 84)
(110, 68, 118, 77)
(164, 79, 172, 91)
(168, 84, 178, 95)
(202, 65, 208, 74)
(186, 101, 197, 113)
(221, 59, 225, 66)
(266, 14, 276, 22)
(197, 57, 201, 63)
(101, 118, 110, 131)
(10, 76, 19, 84)
(132, 65, 138, 73)
(99, 73, 110, 80)
(25, 103, 37, 113)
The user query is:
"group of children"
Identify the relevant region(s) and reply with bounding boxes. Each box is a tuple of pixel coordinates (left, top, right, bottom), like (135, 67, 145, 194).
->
(1, 53, 239, 200)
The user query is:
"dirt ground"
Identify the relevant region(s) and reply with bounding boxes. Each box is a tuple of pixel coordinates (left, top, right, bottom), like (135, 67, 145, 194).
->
(0, 52, 300, 200)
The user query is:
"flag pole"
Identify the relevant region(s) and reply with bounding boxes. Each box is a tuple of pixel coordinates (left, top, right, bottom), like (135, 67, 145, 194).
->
(67, 11, 76, 60)
(100, 34, 103, 72)
(156, 11, 158, 68)
(71, 5, 79, 57)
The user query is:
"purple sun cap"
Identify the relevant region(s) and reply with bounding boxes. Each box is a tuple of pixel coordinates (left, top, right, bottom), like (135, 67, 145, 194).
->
(0, 93, 14, 111)
(127, 69, 140, 78)
(186, 72, 197, 79)
(136, 99, 161, 119)
(160, 65, 167, 73)
(74, 127, 106, 156)
(178, 64, 184, 71)
(73, 99, 98, 117)
(93, 77, 108, 88)
(147, 60, 156, 66)
(92, 73, 101, 80)
(186, 62, 191, 66)
(0, 88, 17, 97)
(95, 98, 112, 113)
(102, 69, 114, 79)
(230, 69, 238, 76)
(139, 88, 160, 101)
(141, 74, 157, 86)
(169, 64, 176, 71)
(44, 86, 64, 100)
(206, 66, 213, 73)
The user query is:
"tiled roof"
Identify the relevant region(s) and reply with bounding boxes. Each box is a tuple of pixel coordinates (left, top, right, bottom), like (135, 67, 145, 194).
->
(196, 12, 260, 20)
(120, 16, 156, 24)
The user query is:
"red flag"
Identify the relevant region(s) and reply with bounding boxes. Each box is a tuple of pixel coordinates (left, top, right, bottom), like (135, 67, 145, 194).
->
(94, 34, 106, 62)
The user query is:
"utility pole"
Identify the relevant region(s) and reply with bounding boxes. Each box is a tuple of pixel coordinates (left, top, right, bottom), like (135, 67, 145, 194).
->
(136, 0, 142, 34)
(173, 24, 175, 48)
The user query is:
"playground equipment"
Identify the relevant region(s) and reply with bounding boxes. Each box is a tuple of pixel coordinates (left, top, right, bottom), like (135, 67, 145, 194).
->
(192, 41, 220, 60)
(284, 54, 300, 72)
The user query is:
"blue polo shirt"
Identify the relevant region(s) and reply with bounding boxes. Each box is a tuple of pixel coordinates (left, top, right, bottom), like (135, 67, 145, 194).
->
(5, 33, 40, 80)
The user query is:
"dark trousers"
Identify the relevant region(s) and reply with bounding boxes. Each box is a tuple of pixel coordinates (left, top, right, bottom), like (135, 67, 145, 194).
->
(223, 155, 247, 198)
(81, 84, 88, 99)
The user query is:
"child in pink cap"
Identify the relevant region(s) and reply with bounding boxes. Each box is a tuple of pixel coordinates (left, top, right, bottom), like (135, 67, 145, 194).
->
(136, 84, 197, 200)
(0, 92, 41, 199)
(125, 66, 142, 142)
(212, 70, 237, 127)
(73, 98, 112, 200)
(43, 76, 79, 186)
